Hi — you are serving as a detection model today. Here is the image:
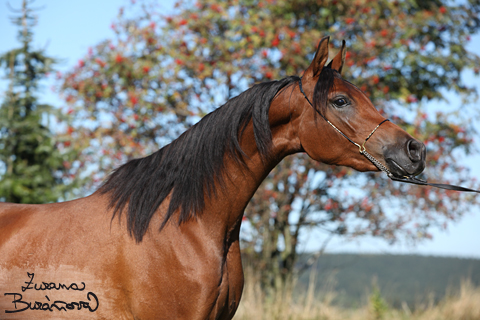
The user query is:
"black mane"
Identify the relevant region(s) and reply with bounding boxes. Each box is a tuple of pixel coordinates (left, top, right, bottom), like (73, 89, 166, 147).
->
(100, 69, 338, 242)
(100, 76, 298, 241)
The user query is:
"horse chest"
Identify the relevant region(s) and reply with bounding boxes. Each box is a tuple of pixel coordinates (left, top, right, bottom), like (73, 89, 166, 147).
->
(208, 241, 244, 320)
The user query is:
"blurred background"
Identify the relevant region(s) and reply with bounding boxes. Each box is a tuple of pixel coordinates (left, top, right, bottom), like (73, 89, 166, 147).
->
(1, 0, 479, 319)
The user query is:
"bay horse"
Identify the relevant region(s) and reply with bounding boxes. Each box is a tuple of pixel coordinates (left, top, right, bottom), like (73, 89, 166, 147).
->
(0, 37, 425, 319)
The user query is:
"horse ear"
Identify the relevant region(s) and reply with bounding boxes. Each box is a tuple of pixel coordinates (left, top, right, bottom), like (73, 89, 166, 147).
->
(304, 36, 330, 78)
(327, 40, 346, 74)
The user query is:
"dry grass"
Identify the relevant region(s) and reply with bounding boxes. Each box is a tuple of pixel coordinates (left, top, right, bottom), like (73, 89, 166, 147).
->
(234, 271, 480, 320)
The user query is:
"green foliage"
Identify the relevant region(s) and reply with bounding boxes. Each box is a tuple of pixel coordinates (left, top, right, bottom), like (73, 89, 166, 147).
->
(369, 284, 389, 320)
(59, 0, 480, 295)
(0, 0, 82, 203)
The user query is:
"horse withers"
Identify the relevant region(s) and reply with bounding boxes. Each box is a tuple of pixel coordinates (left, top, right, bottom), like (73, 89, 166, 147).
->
(0, 37, 425, 319)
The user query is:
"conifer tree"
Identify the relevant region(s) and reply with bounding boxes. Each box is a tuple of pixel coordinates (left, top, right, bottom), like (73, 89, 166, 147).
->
(0, 0, 80, 203)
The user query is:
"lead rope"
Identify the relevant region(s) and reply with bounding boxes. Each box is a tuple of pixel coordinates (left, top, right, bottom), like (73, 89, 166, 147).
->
(298, 78, 480, 193)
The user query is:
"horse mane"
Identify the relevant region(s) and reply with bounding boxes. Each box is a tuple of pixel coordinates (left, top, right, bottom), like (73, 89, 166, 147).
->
(99, 76, 297, 241)
(99, 69, 338, 242)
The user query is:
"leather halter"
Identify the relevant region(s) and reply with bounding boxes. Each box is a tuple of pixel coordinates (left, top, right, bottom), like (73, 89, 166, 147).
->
(298, 78, 480, 193)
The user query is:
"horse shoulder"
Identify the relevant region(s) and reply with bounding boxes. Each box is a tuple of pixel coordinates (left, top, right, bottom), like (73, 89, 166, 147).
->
(112, 210, 239, 319)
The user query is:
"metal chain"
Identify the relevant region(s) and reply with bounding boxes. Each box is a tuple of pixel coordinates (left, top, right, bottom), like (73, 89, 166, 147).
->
(361, 149, 392, 176)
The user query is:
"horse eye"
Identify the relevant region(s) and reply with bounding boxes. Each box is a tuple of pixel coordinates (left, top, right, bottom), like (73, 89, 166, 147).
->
(333, 98, 348, 107)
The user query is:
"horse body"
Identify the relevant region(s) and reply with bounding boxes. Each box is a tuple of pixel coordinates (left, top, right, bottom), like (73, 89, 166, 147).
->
(0, 37, 426, 319)
(0, 196, 235, 319)
(0, 96, 296, 319)
(0, 86, 296, 319)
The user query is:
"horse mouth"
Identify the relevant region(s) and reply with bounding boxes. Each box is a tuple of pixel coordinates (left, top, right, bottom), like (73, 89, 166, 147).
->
(385, 158, 423, 178)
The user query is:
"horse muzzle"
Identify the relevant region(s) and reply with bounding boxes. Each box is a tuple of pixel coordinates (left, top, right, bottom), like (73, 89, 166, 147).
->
(383, 138, 426, 178)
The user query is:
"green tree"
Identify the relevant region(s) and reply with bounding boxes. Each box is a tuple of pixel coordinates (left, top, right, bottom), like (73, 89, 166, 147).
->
(0, 0, 81, 203)
(369, 283, 389, 320)
(60, 0, 480, 294)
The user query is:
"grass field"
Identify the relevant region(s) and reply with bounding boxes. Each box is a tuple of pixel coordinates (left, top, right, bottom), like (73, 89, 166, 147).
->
(234, 271, 480, 320)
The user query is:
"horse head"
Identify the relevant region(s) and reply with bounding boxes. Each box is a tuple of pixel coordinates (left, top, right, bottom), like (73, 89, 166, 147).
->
(295, 36, 426, 178)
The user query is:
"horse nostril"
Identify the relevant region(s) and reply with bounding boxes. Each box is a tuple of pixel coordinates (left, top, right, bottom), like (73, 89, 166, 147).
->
(406, 139, 424, 162)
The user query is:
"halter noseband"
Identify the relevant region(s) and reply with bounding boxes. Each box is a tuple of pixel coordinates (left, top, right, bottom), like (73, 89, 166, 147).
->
(298, 77, 480, 194)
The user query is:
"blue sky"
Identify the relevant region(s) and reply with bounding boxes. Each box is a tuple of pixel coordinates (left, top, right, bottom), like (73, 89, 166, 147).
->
(1, 0, 479, 258)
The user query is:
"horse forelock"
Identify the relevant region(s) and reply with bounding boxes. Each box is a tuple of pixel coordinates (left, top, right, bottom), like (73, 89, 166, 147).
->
(99, 75, 300, 242)
(313, 67, 341, 115)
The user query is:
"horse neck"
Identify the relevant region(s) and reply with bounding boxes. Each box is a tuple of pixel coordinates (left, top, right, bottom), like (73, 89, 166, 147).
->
(204, 89, 302, 239)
